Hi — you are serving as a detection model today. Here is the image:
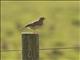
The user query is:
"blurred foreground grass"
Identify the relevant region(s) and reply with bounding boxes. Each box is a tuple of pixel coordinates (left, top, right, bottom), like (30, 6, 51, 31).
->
(1, 1, 80, 60)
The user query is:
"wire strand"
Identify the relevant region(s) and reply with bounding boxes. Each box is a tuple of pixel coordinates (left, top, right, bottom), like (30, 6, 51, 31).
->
(1, 47, 80, 52)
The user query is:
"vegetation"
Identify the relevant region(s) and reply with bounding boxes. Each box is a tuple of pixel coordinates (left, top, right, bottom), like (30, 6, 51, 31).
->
(1, 1, 80, 60)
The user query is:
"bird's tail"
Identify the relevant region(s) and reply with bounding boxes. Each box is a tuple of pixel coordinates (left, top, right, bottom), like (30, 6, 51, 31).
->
(18, 26, 26, 33)
(25, 24, 30, 27)
(22, 26, 28, 31)
(19, 24, 30, 33)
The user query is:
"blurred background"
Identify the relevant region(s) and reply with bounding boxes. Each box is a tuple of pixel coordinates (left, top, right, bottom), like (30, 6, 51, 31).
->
(1, 1, 80, 60)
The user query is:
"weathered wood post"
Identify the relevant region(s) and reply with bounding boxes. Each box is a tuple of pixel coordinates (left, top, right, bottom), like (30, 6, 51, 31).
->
(22, 32, 39, 60)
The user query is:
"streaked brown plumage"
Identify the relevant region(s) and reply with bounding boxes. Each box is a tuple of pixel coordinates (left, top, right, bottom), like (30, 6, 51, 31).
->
(25, 17, 45, 30)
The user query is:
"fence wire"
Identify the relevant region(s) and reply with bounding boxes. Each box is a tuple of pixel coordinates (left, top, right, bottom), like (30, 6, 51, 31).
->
(1, 46, 80, 52)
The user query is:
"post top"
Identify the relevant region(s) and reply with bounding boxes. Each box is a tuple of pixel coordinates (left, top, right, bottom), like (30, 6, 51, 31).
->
(21, 32, 38, 34)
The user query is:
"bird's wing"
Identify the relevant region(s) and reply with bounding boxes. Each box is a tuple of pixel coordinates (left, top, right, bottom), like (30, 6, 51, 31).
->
(25, 20, 38, 27)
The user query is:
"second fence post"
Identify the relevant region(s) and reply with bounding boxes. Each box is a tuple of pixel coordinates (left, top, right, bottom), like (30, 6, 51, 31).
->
(22, 32, 39, 60)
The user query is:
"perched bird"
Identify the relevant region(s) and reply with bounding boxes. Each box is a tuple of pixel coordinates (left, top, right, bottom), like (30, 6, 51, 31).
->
(24, 17, 45, 32)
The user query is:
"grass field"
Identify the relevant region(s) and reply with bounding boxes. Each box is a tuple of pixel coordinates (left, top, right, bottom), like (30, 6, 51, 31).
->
(1, 1, 80, 60)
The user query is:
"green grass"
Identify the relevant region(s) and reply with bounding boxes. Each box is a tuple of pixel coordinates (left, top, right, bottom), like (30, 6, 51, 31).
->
(1, 1, 80, 60)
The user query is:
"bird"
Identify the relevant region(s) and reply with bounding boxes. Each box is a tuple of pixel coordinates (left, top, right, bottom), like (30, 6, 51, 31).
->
(23, 17, 45, 33)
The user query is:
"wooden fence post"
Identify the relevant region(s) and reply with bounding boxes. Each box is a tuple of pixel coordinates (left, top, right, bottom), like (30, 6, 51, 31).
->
(22, 32, 39, 60)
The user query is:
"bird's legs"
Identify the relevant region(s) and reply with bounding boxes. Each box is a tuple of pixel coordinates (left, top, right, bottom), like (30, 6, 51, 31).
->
(33, 29, 38, 34)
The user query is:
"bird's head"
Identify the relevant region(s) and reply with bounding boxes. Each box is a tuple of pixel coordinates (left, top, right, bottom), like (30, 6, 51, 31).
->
(39, 17, 45, 21)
